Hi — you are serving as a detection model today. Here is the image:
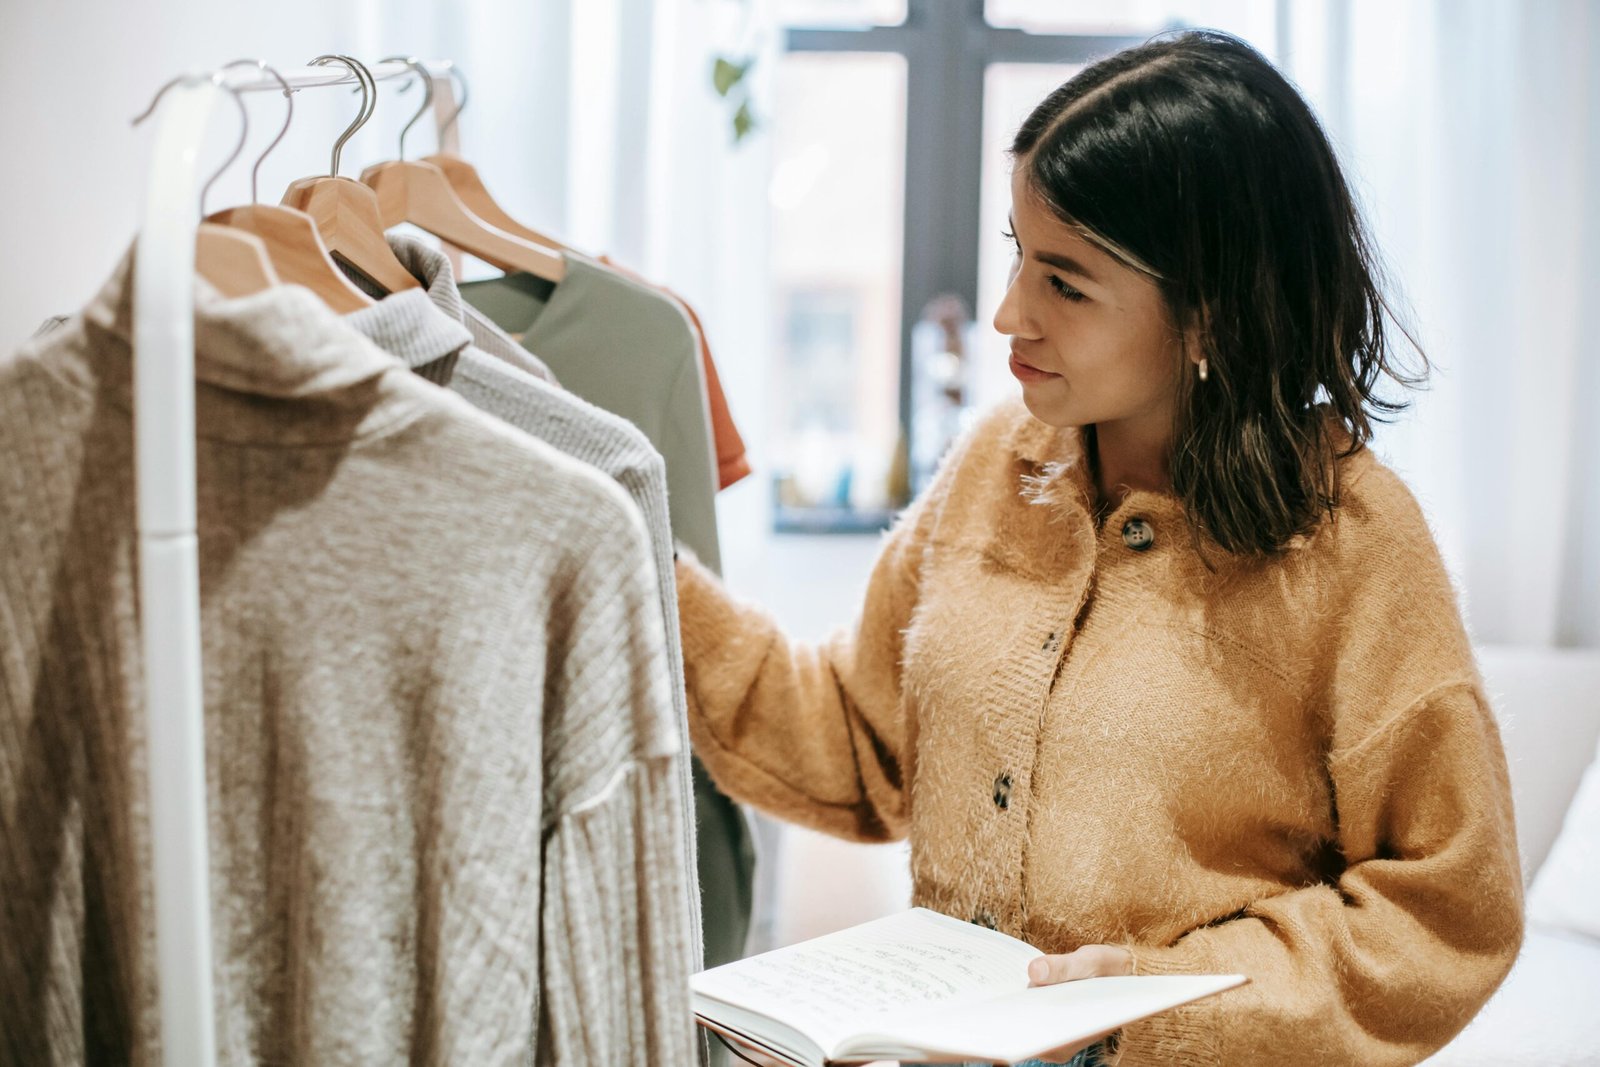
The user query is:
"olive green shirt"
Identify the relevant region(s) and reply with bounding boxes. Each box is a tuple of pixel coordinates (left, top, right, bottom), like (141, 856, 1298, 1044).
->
(461, 257, 723, 573)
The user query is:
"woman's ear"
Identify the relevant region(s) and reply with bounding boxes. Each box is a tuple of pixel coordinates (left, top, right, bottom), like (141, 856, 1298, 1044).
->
(1180, 305, 1209, 369)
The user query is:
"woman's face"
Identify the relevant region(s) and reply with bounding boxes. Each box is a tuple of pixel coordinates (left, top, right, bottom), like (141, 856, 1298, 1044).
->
(993, 165, 1192, 432)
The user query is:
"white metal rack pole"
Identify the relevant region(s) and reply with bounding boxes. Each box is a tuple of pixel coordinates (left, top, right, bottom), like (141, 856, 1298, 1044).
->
(132, 57, 456, 1067)
(212, 58, 457, 96)
(135, 73, 222, 1067)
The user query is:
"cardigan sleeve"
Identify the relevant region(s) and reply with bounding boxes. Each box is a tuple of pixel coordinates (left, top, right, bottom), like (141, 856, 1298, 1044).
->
(673, 508, 928, 843)
(1095, 460, 1527, 1067)
(672, 427, 978, 843)
(1106, 677, 1525, 1067)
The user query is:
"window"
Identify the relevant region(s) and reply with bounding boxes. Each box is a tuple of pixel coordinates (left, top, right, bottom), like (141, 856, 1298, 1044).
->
(769, 52, 907, 531)
(767, 1, 1281, 531)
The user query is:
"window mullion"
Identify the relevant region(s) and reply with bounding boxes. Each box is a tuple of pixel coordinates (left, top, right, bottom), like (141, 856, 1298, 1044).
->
(781, 4, 1155, 518)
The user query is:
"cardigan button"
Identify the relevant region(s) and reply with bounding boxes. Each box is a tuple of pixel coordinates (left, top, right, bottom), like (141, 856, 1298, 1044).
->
(1121, 517, 1155, 551)
(993, 773, 1012, 810)
(972, 909, 998, 930)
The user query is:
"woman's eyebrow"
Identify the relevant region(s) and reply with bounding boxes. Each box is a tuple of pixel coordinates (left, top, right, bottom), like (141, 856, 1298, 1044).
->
(1008, 213, 1103, 284)
(1033, 250, 1101, 284)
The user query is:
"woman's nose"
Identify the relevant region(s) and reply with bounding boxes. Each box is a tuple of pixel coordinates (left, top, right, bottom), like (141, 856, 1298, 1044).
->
(993, 269, 1034, 339)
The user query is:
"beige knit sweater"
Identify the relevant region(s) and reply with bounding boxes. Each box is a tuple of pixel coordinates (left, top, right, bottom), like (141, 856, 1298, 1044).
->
(675, 398, 1525, 1066)
(0, 256, 695, 1065)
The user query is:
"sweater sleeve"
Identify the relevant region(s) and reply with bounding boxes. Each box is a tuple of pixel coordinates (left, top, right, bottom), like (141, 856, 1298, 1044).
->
(539, 492, 697, 1067)
(673, 433, 971, 844)
(1100, 462, 1526, 1067)
(1106, 679, 1524, 1067)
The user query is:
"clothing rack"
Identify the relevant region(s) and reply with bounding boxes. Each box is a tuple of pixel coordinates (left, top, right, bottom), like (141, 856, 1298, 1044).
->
(134, 58, 456, 1067)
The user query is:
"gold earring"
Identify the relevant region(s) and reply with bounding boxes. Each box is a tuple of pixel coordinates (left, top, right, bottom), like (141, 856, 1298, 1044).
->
(1198, 358, 1209, 382)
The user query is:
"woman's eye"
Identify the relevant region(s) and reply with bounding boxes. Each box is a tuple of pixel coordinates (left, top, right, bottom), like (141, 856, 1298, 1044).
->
(1005, 228, 1084, 302)
(1047, 275, 1087, 302)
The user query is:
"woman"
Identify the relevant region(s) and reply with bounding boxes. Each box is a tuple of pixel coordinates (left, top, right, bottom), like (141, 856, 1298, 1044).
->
(677, 30, 1524, 1067)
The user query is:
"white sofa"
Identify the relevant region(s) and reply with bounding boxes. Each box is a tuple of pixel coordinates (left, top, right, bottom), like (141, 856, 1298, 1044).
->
(1422, 646, 1600, 1066)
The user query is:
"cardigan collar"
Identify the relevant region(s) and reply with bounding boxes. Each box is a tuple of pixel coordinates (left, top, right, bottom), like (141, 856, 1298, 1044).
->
(1001, 401, 1073, 468)
(993, 399, 1323, 561)
(334, 237, 476, 385)
(997, 402, 1188, 530)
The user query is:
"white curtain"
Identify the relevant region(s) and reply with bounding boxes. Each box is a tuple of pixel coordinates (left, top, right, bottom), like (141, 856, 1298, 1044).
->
(1287, 0, 1600, 648)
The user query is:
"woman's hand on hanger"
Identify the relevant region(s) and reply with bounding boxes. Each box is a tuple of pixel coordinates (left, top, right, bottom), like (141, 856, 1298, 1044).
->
(1024, 944, 1133, 1064)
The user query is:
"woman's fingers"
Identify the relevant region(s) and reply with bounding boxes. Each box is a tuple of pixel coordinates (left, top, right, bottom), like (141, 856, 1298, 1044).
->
(1026, 944, 1134, 985)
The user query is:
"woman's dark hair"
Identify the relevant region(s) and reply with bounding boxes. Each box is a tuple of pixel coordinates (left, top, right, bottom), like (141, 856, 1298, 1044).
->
(1011, 29, 1426, 556)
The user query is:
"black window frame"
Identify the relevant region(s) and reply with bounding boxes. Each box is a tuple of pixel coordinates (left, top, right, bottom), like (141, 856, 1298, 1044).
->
(778, 0, 1149, 528)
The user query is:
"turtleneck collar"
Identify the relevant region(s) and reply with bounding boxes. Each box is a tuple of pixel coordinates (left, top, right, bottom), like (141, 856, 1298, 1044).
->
(81, 244, 403, 399)
(52, 244, 442, 447)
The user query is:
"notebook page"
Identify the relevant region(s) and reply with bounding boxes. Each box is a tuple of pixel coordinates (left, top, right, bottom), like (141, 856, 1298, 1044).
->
(692, 908, 1042, 1055)
(847, 973, 1251, 1063)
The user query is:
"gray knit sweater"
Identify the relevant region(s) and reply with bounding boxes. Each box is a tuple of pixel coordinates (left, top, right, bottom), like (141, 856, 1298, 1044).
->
(0, 253, 695, 1066)
(345, 239, 706, 991)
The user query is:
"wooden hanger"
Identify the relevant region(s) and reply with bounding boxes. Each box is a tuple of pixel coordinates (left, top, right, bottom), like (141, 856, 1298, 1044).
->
(208, 203, 373, 313)
(134, 66, 293, 305)
(361, 159, 565, 281)
(280, 176, 424, 294)
(195, 223, 280, 298)
(278, 55, 421, 296)
(360, 57, 565, 282)
(198, 61, 373, 313)
(422, 65, 572, 256)
(422, 152, 570, 254)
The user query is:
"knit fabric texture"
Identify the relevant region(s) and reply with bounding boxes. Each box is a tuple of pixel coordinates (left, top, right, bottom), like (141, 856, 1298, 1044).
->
(347, 237, 712, 962)
(338, 239, 707, 1064)
(446, 251, 758, 984)
(0, 253, 693, 1066)
(674, 397, 1526, 1067)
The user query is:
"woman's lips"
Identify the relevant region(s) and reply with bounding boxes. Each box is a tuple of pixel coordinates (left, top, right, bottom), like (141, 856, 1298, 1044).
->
(1009, 352, 1061, 383)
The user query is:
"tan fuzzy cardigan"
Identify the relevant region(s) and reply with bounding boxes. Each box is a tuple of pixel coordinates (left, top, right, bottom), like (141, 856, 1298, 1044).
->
(675, 398, 1524, 1066)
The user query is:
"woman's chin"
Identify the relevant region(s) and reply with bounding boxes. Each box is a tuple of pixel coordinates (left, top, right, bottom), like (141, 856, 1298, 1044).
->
(1016, 386, 1081, 429)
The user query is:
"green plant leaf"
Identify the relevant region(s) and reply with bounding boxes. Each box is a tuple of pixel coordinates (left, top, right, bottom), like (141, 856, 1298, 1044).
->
(732, 99, 758, 142)
(712, 56, 750, 97)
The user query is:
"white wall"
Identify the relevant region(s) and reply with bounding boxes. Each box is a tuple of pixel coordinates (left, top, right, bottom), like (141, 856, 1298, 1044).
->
(0, 1, 401, 344)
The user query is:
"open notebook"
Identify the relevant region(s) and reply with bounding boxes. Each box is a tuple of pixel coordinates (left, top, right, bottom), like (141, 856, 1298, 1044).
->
(692, 908, 1247, 1066)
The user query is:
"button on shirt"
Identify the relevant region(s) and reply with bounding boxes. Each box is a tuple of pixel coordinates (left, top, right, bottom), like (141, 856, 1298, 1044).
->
(992, 773, 1012, 810)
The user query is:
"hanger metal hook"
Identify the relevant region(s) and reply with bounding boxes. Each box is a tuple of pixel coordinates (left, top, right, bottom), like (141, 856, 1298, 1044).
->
(214, 60, 293, 204)
(438, 61, 470, 144)
(132, 68, 250, 218)
(380, 55, 432, 161)
(309, 54, 375, 177)
(131, 72, 209, 126)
